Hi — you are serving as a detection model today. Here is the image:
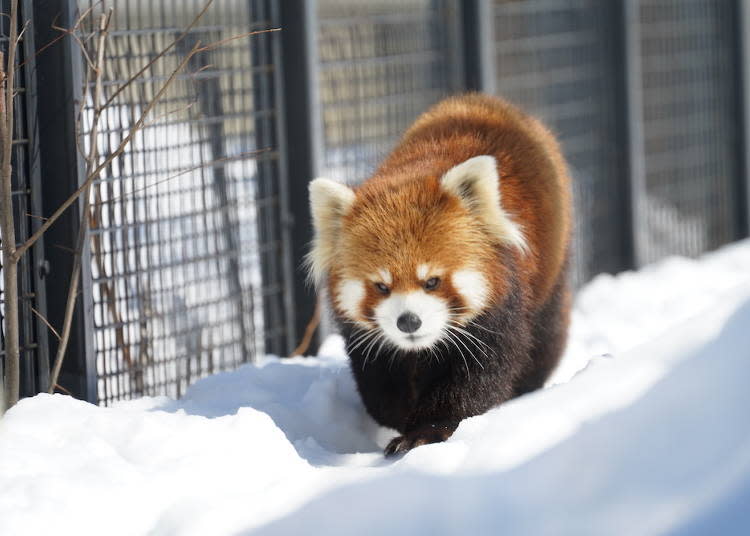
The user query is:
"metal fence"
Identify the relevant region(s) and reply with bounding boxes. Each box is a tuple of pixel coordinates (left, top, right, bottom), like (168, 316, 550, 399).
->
(3, 0, 294, 404)
(0, 0, 49, 398)
(637, 0, 742, 264)
(2, 0, 749, 405)
(317, 0, 462, 181)
(491, 1, 630, 285)
(74, 0, 291, 404)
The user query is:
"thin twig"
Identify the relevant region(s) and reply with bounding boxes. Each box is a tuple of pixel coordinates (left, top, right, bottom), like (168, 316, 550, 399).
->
(48, 9, 112, 394)
(12, 31, 261, 263)
(100, 0, 214, 110)
(16, 1, 104, 71)
(47, 2, 106, 74)
(0, 0, 21, 410)
(31, 306, 61, 341)
(89, 151, 134, 374)
(52, 383, 73, 396)
(197, 28, 280, 54)
(106, 148, 272, 203)
(290, 300, 322, 357)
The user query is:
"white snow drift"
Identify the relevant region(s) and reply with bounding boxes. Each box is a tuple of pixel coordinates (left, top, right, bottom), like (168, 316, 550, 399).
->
(1, 240, 750, 535)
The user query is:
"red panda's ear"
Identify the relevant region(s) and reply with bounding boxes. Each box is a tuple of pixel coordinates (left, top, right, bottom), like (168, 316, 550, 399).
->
(307, 178, 356, 285)
(440, 156, 528, 252)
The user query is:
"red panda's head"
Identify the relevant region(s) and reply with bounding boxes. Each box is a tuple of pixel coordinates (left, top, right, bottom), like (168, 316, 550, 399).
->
(308, 156, 527, 351)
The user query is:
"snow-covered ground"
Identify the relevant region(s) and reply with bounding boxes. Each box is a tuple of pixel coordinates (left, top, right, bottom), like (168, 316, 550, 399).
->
(2, 240, 750, 535)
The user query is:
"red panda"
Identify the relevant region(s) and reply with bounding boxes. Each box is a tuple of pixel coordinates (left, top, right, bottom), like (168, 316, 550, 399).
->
(308, 93, 572, 456)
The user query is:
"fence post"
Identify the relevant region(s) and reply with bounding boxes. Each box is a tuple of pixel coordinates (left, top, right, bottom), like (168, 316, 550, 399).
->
(278, 0, 323, 355)
(5, 0, 51, 398)
(619, 0, 646, 270)
(736, 0, 750, 239)
(32, 0, 97, 402)
(460, 0, 495, 93)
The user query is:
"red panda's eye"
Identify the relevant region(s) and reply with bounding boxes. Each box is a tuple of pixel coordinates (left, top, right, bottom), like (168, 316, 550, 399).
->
(424, 277, 441, 291)
(374, 282, 390, 295)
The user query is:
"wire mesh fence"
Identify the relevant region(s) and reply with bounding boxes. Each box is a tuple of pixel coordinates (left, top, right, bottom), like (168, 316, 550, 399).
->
(1, 0, 749, 405)
(76, 0, 288, 404)
(0, 0, 48, 397)
(317, 0, 461, 182)
(637, 0, 741, 264)
(492, 0, 629, 286)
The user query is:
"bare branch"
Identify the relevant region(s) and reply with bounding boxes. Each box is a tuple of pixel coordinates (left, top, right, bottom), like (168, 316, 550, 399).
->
(52, 383, 72, 396)
(100, 0, 214, 110)
(31, 306, 61, 341)
(12, 21, 279, 264)
(15, 19, 30, 45)
(290, 300, 322, 357)
(15, 2, 103, 70)
(13, 39, 203, 263)
(24, 212, 48, 221)
(51, 21, 97, 73)
(198, 28, 280, 53)
(0, 0, 21, 410)
(48, 9, 112, 394)
(106, 148, 272, 203)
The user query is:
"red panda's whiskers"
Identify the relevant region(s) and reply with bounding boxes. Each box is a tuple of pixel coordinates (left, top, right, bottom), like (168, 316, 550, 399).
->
(427, 345, 441, 364)
(448, 325, 492, 365)
(362, 331, 386, 370)
(466, 320, 501, 336)
(447, 325, 485, 371)
(448, 321, 494, 357)
(349, 328, 381, 354)
(441, 328, 471, 378)
(375, 335, 390, 363)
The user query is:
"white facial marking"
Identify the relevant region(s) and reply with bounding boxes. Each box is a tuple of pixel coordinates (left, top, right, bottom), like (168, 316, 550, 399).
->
(376, 268, 392, 286)
(416, 263, 430, 281)
(336, 278, 364, 319)
(374, 290, 449, 351)
(452, 269, 489, 313)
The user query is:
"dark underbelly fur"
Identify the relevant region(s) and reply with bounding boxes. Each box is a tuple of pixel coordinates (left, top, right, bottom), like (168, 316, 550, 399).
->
(337, 265, 570, 457)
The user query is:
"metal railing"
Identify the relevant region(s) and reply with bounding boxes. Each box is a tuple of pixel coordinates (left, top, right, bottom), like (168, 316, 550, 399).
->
(2, 0, 749, 404)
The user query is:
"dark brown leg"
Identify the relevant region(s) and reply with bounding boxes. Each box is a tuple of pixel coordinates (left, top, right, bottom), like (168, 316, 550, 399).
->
(384, 421, 459, 457)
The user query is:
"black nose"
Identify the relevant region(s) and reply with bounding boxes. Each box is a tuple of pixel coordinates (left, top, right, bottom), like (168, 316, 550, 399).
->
(396, 312, 422, 333)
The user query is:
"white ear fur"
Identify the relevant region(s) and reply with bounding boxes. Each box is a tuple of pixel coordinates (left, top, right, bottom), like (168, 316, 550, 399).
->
(440, 155, 527, 252)
(307, 178, 356, 285)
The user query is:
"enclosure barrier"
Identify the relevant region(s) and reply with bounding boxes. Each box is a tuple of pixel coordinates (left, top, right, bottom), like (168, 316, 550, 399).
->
(1, 0, 749, 404)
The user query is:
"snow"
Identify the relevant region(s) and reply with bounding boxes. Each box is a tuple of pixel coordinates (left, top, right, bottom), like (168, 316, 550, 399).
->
(2, 240, 750, 535)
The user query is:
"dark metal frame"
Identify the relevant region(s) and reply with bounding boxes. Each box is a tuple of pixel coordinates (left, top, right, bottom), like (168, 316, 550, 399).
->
(249, 0, 298, 357)
(20, 0, 50, 395)
(460, 0, 495, 93)
(32, 0, 96, 402)
(618, 0, 646, 270)
(4, 0, 51, 397)
(735, 0, 750, 239)
(278, 0, 323, 353)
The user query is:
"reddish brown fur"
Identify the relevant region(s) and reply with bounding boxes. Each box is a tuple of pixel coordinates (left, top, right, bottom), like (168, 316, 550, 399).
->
(321, 93, 573, 456)
(328, 93, 571, 317)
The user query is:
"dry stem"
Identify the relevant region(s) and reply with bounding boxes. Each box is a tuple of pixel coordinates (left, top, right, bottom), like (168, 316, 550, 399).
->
(290, 300, 322, 357)
(1, 0, 21, 410)
(48, 9, 112, 393)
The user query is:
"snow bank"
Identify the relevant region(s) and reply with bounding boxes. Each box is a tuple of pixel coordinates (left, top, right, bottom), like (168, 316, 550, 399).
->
(2, 240, 750, 535)
(257, 289, 750, 536)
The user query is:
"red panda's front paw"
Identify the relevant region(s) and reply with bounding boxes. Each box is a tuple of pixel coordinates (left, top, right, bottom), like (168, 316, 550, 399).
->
(384, 422, 458, 457)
